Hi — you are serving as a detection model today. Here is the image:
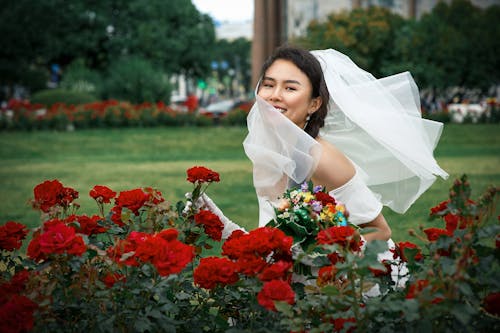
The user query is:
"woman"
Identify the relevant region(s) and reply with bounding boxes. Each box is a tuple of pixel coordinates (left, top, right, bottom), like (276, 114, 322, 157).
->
(205, 45, 448, 243)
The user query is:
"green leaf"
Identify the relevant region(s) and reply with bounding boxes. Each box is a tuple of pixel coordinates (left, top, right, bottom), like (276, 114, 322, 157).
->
(274, 301, 294, 316)
(321, 285, 340, 296)
(451, 303, 476, 325)
(134, 317, 152, 332)
(440, 256, 457, 276)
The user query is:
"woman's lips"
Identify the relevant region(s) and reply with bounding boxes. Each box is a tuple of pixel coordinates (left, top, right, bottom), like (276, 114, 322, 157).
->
(273, 106, 287, 113)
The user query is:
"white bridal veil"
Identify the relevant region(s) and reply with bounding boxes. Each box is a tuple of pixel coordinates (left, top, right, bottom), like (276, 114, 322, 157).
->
(243, 49, 448, 226)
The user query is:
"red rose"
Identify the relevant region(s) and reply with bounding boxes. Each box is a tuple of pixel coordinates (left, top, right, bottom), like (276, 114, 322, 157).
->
(186, 166, 220, 183)
(317, 265, 337, 287)
(89, 185, 116, 203)
(405, 279, 442, 304)
(115, 188, 149, 215)
(158, 228, 179, 242)
(110, 206, 125, 226)
(66, 215, 107, 235)
(107, 239, 139, 266)
(107, 231, 149, 266)
(102, 272, 126, 288)
(27, 234, 44, 262)
(151, 238, 194, 276)
(444, 213, 459, 232)
(315, 191, 336, 206)
(0, 221, 29, 251)
(317, 226, 355, 246)
(483, 292, 500, 316)
(423, 227, 452, 242)
(194, 257, 239, 289)
(134, 233, 160, 263)
(33, 179, 64, 212)
(258, 260, 293, 281)
(406, 279, 430, 299)
(222, 227, 293, 268)
(0, 270, 30, 304)
(221, 227, 293, 278)
(33, 180, 79, 212)
(257, 279, 295, 311)
(430, 200, 450, 215)
(194, 210, 224, 241)
(38, 222, 86, 256)
(236, 256, 268, 276)
(42, 218, 66, 231)
(393, 241, 423, 262)
(59, 186, 79, 207)
(369, 260, 392, 277)
(333, 317, 356, 333)
(0, 295, 38, 333)
(317, 226, 362, 252)
(144, 187, 164, 205)
(327, 251, 345, 265)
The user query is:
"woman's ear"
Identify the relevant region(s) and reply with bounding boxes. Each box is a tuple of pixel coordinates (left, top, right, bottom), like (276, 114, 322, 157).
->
(309, 97, 322, 114)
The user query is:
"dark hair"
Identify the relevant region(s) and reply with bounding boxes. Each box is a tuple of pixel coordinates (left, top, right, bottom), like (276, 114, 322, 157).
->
(259, 45, 330, 138)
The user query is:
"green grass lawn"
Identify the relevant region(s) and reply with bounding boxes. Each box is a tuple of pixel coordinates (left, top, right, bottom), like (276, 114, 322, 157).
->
(0, 124, 498, 243)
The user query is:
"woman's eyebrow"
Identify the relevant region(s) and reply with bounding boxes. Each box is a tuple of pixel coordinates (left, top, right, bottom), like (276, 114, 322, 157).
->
(262, 76, 302, 85)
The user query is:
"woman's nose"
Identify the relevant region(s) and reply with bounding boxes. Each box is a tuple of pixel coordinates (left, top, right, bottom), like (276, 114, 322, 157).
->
(268, 87, 281, 101)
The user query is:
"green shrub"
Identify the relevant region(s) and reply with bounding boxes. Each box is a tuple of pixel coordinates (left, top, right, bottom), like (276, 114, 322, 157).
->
(20, 67, 49, 95)
(60, 59, 102, 96)
(221, 109, 248, 126)
(103, 56, 171, 104)
(31, 89, 97, 107)
(424, 111, 450, 123)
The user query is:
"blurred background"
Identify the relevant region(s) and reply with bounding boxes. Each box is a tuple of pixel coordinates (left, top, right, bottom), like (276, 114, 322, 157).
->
(0, 0, 498, 233)
(1, 0, 499, 123)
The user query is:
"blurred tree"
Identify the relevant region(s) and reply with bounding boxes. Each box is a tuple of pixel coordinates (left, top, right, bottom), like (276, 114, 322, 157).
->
(103, 56, 171, 103)
(294, 0, 498, 91)
(295, 6, 405, 78)
(0, 0, 215, 98)
(389, 0, 499, 90)
(106, 0, 215, 76)
(211, 38, 252, 94)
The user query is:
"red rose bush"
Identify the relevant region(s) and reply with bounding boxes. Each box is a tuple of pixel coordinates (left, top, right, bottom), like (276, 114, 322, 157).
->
(0, 171, 498, 332)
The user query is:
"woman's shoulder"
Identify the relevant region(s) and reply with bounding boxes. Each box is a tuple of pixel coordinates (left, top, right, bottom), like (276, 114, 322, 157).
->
(312, 137, 355, 191)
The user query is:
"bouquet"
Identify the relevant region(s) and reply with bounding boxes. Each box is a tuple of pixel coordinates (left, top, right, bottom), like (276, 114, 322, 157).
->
(266, 181, 361, 279)
(267, 181, 353, 248)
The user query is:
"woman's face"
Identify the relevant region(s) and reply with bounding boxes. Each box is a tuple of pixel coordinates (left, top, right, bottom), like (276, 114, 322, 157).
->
(258, 59, 320, 129)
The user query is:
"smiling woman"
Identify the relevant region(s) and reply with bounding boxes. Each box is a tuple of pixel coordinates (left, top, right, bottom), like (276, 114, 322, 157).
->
(258, 59, 321, 129)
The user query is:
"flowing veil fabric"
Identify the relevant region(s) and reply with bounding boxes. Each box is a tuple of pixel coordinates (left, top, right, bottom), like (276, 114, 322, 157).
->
(243, 96, 322, 226)
(244, 49, 448, 226)
(312, 49, 448, 213)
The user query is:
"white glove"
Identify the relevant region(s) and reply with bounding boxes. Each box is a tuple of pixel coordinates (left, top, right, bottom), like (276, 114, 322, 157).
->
(186, 192, 247, 239)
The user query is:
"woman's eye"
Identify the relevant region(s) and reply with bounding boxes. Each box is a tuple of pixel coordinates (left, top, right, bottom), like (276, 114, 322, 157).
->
(286, 86, 297, 91)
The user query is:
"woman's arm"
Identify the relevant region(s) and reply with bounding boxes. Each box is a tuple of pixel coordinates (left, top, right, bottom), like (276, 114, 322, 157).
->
(360, 213, 392, 242)
(313, 138, 392, 242)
